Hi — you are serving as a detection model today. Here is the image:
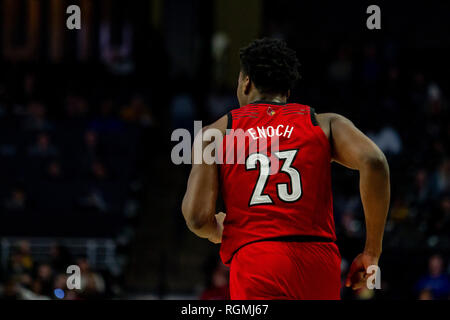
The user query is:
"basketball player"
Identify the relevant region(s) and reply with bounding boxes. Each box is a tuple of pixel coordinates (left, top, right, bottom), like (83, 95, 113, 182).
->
(182, 38, 390, 299)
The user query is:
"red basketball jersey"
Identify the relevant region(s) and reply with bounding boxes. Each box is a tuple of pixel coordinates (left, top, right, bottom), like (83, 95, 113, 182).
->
(218, 101, 336, 266)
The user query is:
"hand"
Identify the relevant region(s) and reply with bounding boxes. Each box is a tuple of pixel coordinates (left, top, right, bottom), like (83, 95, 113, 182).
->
(208, 212, 226, 244)
(345, 252, 379, 290)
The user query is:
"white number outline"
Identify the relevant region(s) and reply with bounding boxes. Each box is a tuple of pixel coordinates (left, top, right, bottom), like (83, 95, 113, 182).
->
(245, 149, 302, 206)
(245, 153, 274, 206)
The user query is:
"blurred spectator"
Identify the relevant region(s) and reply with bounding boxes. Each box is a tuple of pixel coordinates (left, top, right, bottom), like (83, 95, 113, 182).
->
(78, 189, 109, 213)
(3, 186, 28, 213)
(35, 263, 54, 297)
(99, 21, 134, 75)
(368, 126, 403, 156)
(415, 254, 450, 299)
(120, 94, 155, 127)
(84, 130, 99, 153)
(170, 93, 195, 131)
(89, 99, 124, 133)
(433, 193, 450, 236)
(27, 133, 58, 158)
(0, 279, 20, 300)
(207, 85, 236, 120)
(7, 241, 34, 276)
(429, 159, 450, 198)
(21, 101, 53, 132)
(50, 244, 73, 273)
(76, 257, 105, 299)
(46, 160, 63, 181)
(329, 46, 353, 84)
(362, 44, 380, 83)
(200, 261, 230, 300)
(52, 273, 69, 299)
(390, 198, 409, 223)
(418, 288, 434, 300)
(409, 72, 427, 108)
(90, 160, 109, 181)
(65, 94, 89, 120)
(411, 169, 430, 205)
(170, 77, 196, 132)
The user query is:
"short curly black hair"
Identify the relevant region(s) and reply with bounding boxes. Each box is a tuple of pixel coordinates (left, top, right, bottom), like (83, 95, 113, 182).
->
(239, 38, 301, 95)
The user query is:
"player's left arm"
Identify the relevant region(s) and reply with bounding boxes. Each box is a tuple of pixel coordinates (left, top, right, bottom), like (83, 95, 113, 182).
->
(322, 113, 390, 289)
(181, 115, 228, 244)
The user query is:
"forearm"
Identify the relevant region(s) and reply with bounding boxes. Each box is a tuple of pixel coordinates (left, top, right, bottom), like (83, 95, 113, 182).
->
(181, 165, 219, 239)
(359, 156, 390, 257)
(181, 116, 228, 241)
(184, 210, 218, 239)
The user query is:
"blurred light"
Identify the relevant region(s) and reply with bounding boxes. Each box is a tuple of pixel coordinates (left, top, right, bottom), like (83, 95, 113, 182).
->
(54, 289, 65, 299)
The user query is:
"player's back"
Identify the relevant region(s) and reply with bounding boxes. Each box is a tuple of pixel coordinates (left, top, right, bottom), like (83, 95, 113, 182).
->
(219, 100, 336, 266)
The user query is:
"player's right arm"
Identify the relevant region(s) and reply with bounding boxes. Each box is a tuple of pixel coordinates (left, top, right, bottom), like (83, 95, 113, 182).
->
(317, 113, 390, 290)
(181, 115, 228, 244)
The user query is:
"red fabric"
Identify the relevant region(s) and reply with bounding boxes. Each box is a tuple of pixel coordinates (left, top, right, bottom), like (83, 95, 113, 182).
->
(219, 102, 336, 266)
(229, 241, 341, 300)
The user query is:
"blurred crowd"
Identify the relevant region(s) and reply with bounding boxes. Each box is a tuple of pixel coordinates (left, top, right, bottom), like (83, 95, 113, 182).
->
(0, 76, 152, 227)
(0, 63, 156, 298)
(0, 3, 449, 298)
(322, 44, 450, 300)
(0, 240, 115, 300)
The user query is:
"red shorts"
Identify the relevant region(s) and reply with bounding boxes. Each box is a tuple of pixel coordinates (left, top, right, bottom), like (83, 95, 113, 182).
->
(229, 241, 341, 300)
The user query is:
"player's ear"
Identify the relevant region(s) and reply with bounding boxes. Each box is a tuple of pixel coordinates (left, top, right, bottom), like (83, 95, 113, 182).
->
(287, 90, 291, 99)
(243, 75, 251, 95)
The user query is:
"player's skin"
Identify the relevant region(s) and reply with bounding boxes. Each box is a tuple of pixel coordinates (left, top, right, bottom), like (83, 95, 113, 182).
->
(182, 71, 390, 290)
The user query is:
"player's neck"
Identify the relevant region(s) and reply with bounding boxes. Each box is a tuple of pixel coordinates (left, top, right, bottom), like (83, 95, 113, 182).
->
(248, 93, 287, 105)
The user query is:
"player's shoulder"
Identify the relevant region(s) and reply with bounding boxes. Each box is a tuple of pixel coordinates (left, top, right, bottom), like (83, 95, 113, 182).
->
(316, 112, 354, 126)
(315, 110, 353, 121)
(315, 112, 355, 140)
(204, 114, 229, 135)
(201, 104, 242, 135)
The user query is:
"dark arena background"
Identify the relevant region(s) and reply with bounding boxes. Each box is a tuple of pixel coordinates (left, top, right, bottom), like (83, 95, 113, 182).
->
(0, 0, 449, 301)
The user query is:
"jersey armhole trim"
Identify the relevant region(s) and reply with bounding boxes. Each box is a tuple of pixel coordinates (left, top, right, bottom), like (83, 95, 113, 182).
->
(226, 111, 233, 131)
(308, 106, 332, 157)
(310, 107, 319, 126)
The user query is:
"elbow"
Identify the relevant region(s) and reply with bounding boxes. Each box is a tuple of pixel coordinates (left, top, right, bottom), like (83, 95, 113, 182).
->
(181, 201, 198, 229)
(185, 216, 207, 232)
(362, 152, 389, 176)
(182, 201, 210, 231)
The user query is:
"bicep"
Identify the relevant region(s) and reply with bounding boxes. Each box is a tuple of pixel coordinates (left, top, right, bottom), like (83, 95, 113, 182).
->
(330, 114, 385, 170)
(182, 114, 228, 216)
(184, 161, 218, 212)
